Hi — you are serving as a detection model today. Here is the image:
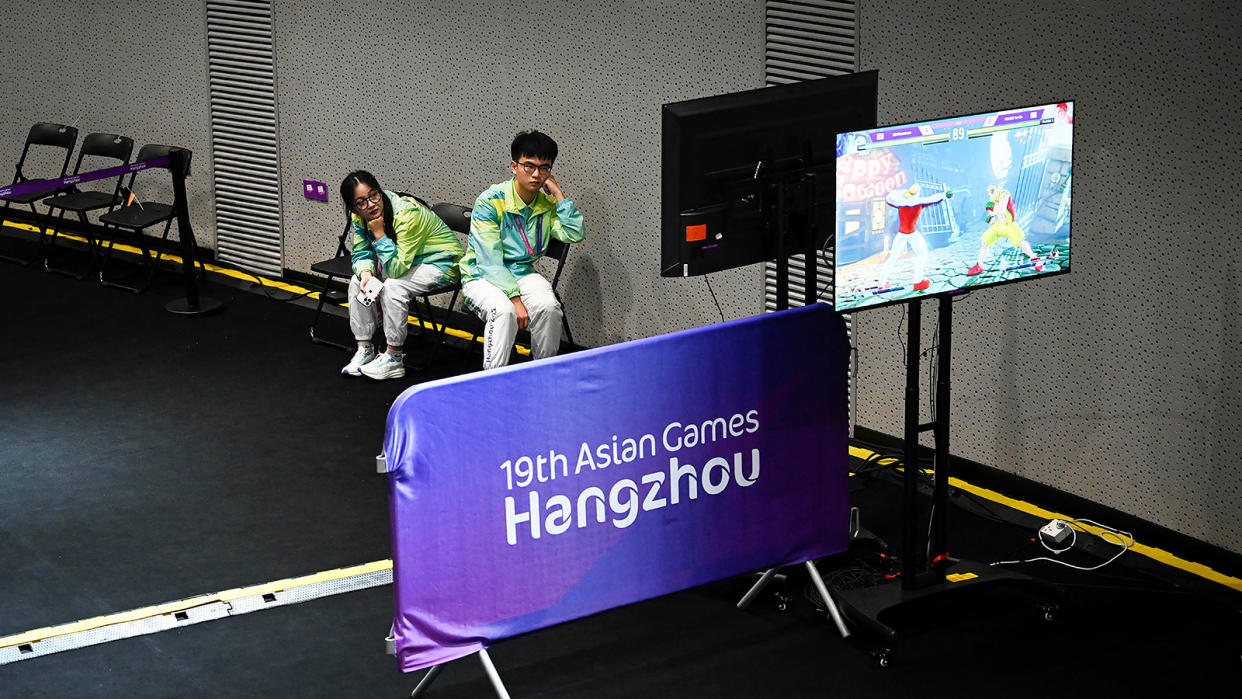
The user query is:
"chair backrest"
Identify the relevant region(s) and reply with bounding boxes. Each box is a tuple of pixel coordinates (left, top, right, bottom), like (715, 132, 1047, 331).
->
(393, 190, 431, 209)
(28, 122, 78, 150)
(543, 236, 572, 290)
(122, 144, 189, 196)
(431, 202, 471, 235)
(333, 199, 354, 258)
(76, 133, 134, 170)
(429, 201, 572, 287)
(12, 122, 77, 184)
(63, 133, 133, 201)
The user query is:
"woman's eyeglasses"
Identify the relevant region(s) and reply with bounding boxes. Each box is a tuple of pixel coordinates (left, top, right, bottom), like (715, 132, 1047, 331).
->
(353, 190, 382, 209)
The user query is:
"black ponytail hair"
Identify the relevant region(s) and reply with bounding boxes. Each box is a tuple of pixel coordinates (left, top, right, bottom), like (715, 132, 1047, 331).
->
(340, 170, 395, 240)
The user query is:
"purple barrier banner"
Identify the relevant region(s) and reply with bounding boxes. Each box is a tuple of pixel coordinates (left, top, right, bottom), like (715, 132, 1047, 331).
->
(385, 304, 850, 672)
(0, 156, 170, 200)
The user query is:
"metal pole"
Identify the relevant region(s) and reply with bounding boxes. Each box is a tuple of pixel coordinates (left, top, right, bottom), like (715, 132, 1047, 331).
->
(774, 180, 788, 310)
(165, 147, 222, 316)
(409, 664, 443, 698)
(803, 172, 817, 303)
(477, 648, 512, 699)
(901, 299, 921, 590)
(736, 568, 777, 609)
(804, 561, 850, 638)
(930, 295, 953, 573)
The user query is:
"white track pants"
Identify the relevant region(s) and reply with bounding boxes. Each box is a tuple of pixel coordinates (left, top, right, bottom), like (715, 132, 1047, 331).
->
(462, 273, 562, 370)
(348, 263, 446, 348)
(881, 231, 929, 284)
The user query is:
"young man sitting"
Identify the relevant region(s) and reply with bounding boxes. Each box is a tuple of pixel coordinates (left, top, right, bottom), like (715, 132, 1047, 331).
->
(458, 130, 585, 369)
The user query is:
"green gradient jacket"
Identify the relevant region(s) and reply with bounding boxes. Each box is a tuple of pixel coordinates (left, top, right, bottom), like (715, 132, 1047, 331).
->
(458, 178, 585, 297)
(350, 191, 463, 281)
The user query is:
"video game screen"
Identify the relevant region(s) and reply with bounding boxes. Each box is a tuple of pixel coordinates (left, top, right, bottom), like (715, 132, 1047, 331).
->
(834, 101, 1073, 312)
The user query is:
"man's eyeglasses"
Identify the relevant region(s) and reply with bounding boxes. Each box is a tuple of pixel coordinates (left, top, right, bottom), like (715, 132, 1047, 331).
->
(353, 190, 382, 209)
(516, 161, 552, 175)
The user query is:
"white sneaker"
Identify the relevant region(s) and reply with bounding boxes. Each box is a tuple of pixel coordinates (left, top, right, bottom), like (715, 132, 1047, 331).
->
(342, 344, 377, 376)
(360, 352, 406, 380)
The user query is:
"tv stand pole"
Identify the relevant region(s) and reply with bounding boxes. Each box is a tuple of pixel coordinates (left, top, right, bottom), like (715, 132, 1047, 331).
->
(772, 179, 789, 310)
(770, 173, 817, 310)
(833, 295, 1058, 665)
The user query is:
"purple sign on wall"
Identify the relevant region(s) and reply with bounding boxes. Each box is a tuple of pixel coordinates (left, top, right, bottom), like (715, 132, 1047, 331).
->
(384, 304, 851, 672)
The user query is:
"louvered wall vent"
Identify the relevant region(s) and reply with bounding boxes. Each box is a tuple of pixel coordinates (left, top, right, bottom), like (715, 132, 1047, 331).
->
(762, 0, 858, 427)
(206, 0, 284, 277)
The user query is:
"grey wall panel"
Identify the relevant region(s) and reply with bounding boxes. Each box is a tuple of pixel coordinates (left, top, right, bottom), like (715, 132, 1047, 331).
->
(856, 0, 1241, 553)
(272, 0, 765, 346)
(0, 0, 215, 251)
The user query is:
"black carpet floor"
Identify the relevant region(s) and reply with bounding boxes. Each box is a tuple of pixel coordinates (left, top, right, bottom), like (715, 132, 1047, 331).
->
(1, 249, 1238, 697)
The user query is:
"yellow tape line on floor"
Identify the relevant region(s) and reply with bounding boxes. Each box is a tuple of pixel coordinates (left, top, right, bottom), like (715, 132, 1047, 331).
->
(848, 445, 1242, 593)
(0, 560, 393, 649)
(1, 219, 530, 355)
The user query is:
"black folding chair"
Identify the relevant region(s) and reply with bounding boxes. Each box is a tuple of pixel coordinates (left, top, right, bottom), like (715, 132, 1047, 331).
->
(438, 202, 576, 354)
(96, 145, 201, 293)
(0, 122, 78, 265)
(309, 209, 358, 351)
(41, 132, 134, 279)
(542, 236, 576, 347)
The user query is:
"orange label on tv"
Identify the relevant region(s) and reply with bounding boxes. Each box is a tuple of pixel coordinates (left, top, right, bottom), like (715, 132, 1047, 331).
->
(685, 224, 707, 242)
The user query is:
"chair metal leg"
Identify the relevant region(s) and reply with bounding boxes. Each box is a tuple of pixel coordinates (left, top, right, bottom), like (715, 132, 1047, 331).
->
(44, 209, 100, 281)
(408, 290, 459, 370)
(99, 225, 158, 294)
(552, 289, 574, 347)
(561, 310, 574, 347)
(309, 275, 353, 351)
(0, 202, 35, 266)
(41, 208, 73, 277)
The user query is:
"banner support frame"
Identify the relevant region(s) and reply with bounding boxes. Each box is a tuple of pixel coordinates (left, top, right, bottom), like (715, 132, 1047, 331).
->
(408, 649, 511, 699)
(736, 562, 850, 638)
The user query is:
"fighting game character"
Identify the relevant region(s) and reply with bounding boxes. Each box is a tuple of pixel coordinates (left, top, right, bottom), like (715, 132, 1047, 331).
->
(967, 184, 1042, 276)
(880, 183, 949, 291)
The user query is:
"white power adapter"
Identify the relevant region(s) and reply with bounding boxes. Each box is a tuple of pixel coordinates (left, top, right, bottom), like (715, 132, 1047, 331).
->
(1039, 519, 1072, 545)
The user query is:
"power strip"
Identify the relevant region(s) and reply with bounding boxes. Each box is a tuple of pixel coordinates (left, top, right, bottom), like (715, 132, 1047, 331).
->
(1039, 519, 1072, 545)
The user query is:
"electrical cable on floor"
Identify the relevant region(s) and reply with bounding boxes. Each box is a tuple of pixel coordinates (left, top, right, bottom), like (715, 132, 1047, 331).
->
(244, 273, 315, 302)
(703, 275, 725, 323)
(990, 518, 1135, 572)
(813, 232, 836, 305)
(897, 303, 907, 365)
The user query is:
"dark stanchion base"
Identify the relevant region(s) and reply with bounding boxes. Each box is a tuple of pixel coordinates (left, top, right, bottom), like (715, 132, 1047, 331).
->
(0, 253, 33, 266)
(165, 296, 225, 317)
(832, 559, 1061, 665)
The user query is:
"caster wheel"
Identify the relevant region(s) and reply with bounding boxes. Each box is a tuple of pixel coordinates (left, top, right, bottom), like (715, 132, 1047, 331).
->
(1039, 603, 1058, 623)
(872, 648, 894, 668)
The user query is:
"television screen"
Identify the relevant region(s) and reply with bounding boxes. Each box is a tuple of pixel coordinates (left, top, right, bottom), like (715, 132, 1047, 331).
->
(833, 101, 1073, 312)
(661, 72, 878, 277)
